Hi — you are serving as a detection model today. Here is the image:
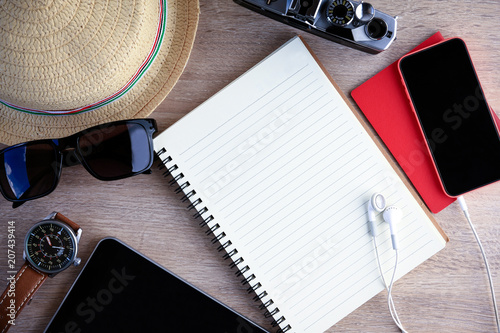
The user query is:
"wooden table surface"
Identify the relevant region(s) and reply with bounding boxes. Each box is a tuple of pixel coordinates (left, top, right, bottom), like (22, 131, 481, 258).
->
(1, 0, 500, 332)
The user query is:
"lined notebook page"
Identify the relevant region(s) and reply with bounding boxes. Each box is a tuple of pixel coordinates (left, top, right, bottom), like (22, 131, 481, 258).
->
(154, 37, 446, 333)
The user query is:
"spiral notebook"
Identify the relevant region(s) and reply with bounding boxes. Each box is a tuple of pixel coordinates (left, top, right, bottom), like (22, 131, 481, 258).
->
(154, 36, 448, 333)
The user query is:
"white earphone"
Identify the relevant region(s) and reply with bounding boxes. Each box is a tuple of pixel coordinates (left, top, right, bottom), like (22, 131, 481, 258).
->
(367, 193, 402, 249)
(367, 192, 386, 237)
(383, 205, 402, 250)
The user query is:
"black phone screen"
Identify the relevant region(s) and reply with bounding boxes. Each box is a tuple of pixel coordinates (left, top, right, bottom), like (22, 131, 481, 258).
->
(45, 238, 269, 333)
(399, 38, 500, 196)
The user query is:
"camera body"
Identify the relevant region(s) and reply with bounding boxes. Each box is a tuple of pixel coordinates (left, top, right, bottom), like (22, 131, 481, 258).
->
(234, 0, 398, 54)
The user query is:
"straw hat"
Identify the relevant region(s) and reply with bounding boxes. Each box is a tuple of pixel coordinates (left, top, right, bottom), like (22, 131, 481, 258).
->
(0, 0, 199, 145)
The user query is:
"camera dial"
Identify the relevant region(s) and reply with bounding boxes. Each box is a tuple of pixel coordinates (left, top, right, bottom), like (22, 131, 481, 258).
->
(355, 2, 375, 24)
(326, 0, 354, 26)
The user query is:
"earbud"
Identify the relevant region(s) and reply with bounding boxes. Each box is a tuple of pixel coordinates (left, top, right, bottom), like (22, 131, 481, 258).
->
(367, 193, 386, 236)
(383, 206, 402, 250)
(367, 193, 402, 250)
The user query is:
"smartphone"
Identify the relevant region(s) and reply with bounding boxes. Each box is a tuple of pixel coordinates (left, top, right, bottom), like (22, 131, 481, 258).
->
(45, 238, 269, 333)
(398, 38, 500, 197)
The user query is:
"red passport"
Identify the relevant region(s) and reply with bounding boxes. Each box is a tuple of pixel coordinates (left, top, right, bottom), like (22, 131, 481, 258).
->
(352, 32, 500, 213)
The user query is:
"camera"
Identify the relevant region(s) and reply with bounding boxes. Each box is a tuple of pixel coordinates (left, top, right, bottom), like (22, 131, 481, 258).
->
(234, 0, 398, 54)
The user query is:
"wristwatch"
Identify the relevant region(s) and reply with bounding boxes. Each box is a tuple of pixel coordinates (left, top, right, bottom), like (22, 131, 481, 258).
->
(0, 212, 82, 332)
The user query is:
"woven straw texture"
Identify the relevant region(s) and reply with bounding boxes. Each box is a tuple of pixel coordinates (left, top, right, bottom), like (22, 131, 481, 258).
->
(0, 0, 199, 145)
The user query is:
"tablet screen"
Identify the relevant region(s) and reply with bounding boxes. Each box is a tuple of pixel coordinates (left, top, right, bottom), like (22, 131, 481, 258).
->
(45, 238, 269, 333)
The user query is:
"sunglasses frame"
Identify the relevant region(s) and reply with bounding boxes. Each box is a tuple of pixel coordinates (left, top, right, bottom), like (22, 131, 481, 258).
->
(0, 119, 157, 205)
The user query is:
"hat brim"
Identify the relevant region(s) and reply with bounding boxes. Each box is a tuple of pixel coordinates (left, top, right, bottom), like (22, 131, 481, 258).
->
(0, 0, 199, 145)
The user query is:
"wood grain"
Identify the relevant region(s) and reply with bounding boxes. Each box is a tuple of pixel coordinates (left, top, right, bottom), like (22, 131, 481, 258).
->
(1, 0, 500, 332)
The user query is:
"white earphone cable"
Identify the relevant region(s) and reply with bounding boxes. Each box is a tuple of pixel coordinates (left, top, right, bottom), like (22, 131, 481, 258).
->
(372, 237, 407, 332)
(457, 195, 500, 333)
(387, 250, 408, 333)
(371, 194, 499, 333)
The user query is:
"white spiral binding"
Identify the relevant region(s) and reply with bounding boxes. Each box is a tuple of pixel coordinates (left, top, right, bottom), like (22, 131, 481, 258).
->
(157, 148, 291, 332)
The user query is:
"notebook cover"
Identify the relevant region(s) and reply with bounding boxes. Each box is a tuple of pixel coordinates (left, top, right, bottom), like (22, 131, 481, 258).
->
(351, 32, 500, 213)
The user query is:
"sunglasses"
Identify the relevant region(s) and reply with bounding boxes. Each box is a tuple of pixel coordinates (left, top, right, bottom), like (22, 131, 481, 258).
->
(0, 119, 157, 208)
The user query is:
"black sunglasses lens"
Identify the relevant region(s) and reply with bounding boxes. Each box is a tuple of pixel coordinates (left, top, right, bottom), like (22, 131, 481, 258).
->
(0, 142, 59, 201)
(78, 123, 152, 179)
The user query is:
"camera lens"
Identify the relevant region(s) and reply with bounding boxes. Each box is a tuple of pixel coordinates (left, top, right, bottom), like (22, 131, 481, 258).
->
(366, 18, 388, 40)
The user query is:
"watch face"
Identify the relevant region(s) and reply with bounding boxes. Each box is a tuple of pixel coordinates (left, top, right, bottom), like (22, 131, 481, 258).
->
(25, 220, 78, 274)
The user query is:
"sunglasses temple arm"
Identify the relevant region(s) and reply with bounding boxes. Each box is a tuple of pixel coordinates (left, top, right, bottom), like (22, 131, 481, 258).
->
(12, 201, 25, 209)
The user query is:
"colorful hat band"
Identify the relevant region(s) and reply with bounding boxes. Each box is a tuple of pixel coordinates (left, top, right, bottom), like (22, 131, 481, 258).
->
(0, 0, 166, 116)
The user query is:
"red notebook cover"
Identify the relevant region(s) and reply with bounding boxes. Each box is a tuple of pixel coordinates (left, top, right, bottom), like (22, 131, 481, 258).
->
(352, 32, 500, 213)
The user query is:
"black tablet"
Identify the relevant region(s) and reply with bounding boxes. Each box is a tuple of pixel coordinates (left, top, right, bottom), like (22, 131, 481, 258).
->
(45, 237, 269, 333)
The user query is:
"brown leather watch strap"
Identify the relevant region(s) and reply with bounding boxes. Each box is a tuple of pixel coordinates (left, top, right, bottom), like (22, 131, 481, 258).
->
(55, 212, 80, 232)
(0, 263, 48, 332)
(0, 213, 79, 332)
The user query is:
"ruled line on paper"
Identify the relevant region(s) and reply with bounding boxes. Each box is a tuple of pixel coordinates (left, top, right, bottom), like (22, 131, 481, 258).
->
(266, 209, 369, 283)
(284, 226, 377, 306)
(302, 238, 432, 330)
(181, 64, 311, 160)
(247, 166, 413, 272)
(194, 85, 328, 181)
(213, 111, 342, 205)
(237, 146, 369, 227)
(264, 200, 372, 276)
(262, 179, 391, 279)
(222, 115, 348, 220)
(221, 113, 348, 217)
(281, 210, 416, 301)
(240, 151, 374, 248)
(194, 80, 322, 179)
(271, 199, 409, 273)
(257, 199, 417, 309)
(200, 100, 338, 203)
(230, 148, 370, 234)
(260, 177, 392, 275)
(218, 113, 357, 215)
(286, 218, 424, 311)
